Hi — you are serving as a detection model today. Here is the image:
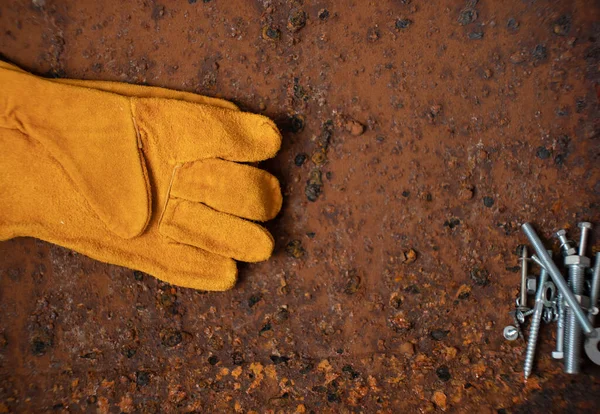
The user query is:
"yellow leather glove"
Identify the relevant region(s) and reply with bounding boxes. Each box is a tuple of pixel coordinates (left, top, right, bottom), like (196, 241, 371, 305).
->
(0, 62, 282, 291)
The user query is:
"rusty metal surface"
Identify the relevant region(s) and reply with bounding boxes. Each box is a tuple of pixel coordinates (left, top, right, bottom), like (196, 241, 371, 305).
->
(1, 0, 600, 412)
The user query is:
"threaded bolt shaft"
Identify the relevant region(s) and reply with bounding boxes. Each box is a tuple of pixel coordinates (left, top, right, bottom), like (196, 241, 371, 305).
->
(553, 291, 565, 359)
(564, 264, 585, 374)
(524, 263, 550, 379)
(590, 253, 600, 324)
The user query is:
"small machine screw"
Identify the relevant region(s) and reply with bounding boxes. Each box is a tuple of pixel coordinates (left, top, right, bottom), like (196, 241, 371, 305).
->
(504, 325, 519, 341)
(554, 229, 577, 257)
(577, 222, 592, 257)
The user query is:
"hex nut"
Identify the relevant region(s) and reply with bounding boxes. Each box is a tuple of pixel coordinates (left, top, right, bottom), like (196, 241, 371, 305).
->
(552, 350, 564, 360)
(578, 222, 593, 230)
(526, 277, 537, 295)
(542, 281, 556, 306)
(565, 247, 577, 256)
(564, 255, 591, 267)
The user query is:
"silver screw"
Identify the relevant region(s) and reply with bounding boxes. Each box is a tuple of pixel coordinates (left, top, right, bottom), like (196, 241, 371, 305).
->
(563, 255, 589, 374)
(524, 252, 551, 380)
(552, 291, 565, 360)
(578, 222, 592, 257)
(554, 229, 577, 256)
(519, 246, 529, 310)
(590, 253, 600, 324)
(504, 325, 519, 341)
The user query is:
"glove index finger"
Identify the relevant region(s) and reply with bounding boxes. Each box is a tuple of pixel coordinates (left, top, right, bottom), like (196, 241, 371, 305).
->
(133, 98, 282, 163)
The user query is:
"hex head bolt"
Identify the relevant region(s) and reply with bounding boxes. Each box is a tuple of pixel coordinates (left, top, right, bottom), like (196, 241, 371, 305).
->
(523, 251, 552, 380)
(555, 229, 577, 256)
(577, 222, 592, 257)
(522, 223, 594, 337)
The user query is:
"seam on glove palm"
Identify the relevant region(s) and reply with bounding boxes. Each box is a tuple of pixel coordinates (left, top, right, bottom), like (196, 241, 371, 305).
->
(0, 62, 282, 291)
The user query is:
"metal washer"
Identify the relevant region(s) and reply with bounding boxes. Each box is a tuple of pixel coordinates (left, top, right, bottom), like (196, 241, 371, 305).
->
(584, 328, 600, 366)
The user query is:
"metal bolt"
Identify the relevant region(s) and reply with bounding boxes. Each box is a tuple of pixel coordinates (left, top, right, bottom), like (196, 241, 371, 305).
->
(552, 291, 565, 360)
(564, 255, 586, 374)
(523, 224, 594, 336)
(577, 222, 592, 257)
(554, 229, 577, 257)
(524, 254, 551, 380)
(589, 253, 600, 325)
(519, 246, 529, 310)
(504, 325, 519, 341)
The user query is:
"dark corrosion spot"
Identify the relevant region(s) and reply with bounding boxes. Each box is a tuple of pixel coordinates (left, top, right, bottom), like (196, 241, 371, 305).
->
(390, 295, 402, 309)
(262, 26, 281, 41)
(208, 355, 219, 365)
(536, 146, 551, 159)
(395, 19, 412, 30)
(430, 329, 450, 341)
(161, 329, 182, 347)
(458, 8, 477, 26)
(507, 18, 519, 32)
(122, 346, 137, 358)
(248, 293, 262, 308)
(136, 371, 150, 387)
(294, 153, 307, 166)
(270, 355, 291, 364)
(289, 114, 305, 132)
(286, 240, 305, 258)
(31, 339, 50, 356)
(259, 322, 272, 335)
(342, 365, 361, 379)
(553, 15, 571, 36)
(327, 392, 341, 403)
(532, 44, 548, 61)
(443, 218, 461, 229)
(404, 284, 420, 294)
(470, 267, 489, 286)
(274, 307, 289, 323)
(231, 351, 244, 365)
(436, 365, 452, 382)
(318, 9, 330, 21)
(288, 9, 307, 32)
(305, 183, 322, 202)
(483, 196, 494, 207)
